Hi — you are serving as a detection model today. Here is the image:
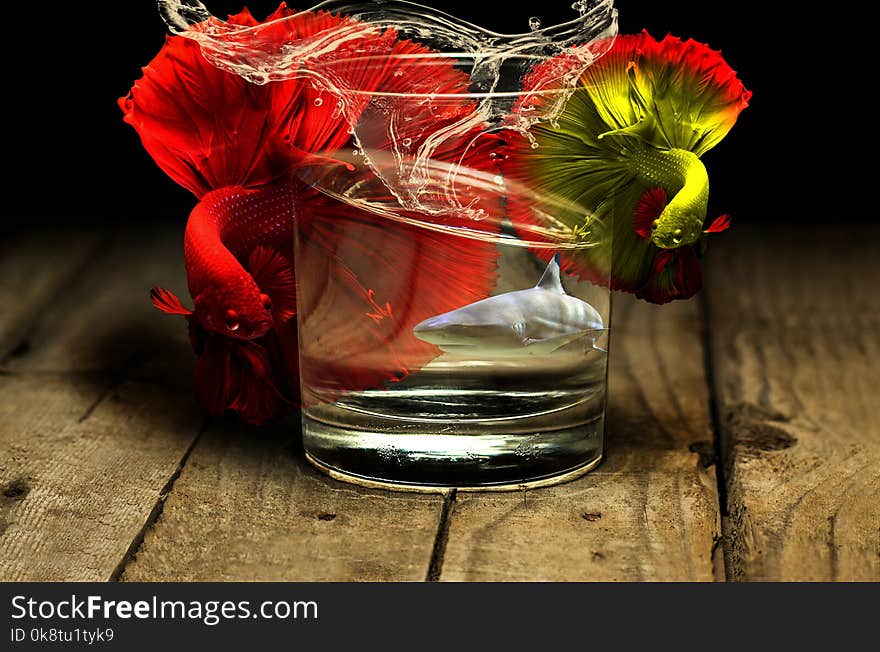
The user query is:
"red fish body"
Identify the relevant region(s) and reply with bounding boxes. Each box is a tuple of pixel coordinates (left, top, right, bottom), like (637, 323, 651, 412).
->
(183, 183, 296, 338)
(148, 181, 299, 424)
(121, 4, 502, 423)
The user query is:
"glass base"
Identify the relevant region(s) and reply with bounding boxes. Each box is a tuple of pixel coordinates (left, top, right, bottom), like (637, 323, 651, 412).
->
(301, 413, 605, 491)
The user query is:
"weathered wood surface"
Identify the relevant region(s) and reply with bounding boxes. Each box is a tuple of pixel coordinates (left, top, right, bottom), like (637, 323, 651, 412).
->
(0, 377, 202, 581)
(0, 225, 204, 581)
(707, 228, 880, 581)
(440, 294, 722, 581)
(0, 227, 104, 361)
(2, 226, 190, 377)
(120, 421, 445, 582)
(2, 225, 877, 581)
(0, 224, 445, 582)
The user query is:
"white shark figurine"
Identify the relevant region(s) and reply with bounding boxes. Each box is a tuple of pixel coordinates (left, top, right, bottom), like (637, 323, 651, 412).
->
(413, 255, 605, 357)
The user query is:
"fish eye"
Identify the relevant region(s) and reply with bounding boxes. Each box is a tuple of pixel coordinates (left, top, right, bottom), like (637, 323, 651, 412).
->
(261, 293, 272, 311)
(651, 219, 659, 231)
(225, 309, 240, 332)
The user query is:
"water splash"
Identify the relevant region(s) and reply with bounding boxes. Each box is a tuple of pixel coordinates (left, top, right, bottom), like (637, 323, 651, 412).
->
(155, 0, 618, 244)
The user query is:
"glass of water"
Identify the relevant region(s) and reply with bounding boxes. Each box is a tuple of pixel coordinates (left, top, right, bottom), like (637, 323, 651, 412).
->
(287, 1, 617, 489)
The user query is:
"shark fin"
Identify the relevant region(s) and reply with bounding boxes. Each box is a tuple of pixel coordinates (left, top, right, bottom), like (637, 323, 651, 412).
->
(524, 328, 606, 355)
(535, 254, 565, 294)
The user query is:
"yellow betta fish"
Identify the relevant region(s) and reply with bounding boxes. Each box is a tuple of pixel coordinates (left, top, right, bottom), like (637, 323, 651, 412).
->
(504, 31, 751, 303)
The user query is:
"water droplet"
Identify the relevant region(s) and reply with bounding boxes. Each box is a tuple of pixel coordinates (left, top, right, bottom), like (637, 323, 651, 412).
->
(401, 138, 412, 147)
(528, 17, 542, 31)
(313, 97, 323, 107)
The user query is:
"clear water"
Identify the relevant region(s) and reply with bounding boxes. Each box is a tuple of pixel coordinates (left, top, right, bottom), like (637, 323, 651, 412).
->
(295, 229, 610, 488)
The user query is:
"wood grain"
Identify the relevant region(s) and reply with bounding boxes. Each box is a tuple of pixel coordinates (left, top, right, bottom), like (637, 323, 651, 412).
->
(0, 224, 204, 581)
(2, 225, 191, 378)
(0, 227, 104, 361)
(121, 420, 445, 581)
(5, 223, 876, 582)
(440, 294, 722, 581)
(707, 228, 880, 581)
(0, 376, 202, 581)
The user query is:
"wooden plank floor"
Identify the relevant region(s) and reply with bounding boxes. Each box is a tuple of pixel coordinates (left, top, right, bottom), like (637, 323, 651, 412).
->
(707, 228, 880, 580)
(440, 297, 721, 581)
(0, 224, 877, 581)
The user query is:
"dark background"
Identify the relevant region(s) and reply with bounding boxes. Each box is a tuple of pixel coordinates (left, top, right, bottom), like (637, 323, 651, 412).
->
(3, 1, 845, 225)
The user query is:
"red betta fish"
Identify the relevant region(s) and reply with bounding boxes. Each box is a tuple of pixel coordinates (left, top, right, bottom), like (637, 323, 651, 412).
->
(121, 4, 502, 421)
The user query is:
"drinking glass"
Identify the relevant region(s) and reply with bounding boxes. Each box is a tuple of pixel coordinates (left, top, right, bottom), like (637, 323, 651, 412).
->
(288, 0, 618, 489)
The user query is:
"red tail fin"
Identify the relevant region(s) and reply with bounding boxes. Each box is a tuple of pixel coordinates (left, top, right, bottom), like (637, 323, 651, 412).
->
(194, 334, 293, 424)
(119, 7, 369, 197)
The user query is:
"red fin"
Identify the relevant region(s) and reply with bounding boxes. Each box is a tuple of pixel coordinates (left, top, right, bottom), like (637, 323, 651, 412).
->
(224, 339, 290, 424)
(675, 245, 703, 298)
(633, 187, 668, 238)
(635, 250, 678, 304)
(119, 9, 367, 197)
(705, 213, 731, 233)
(248, 245, 297, 323)
(194, 334, 293, 425)
(281, 26, 503, 406)
(294, 186, 500, 407)
(636, 246, 703, 304)
(187, 317, 207, 355)
(150, 287, 192, 315)
(119, 31, 282, 196)
(650, 249, 675, 277)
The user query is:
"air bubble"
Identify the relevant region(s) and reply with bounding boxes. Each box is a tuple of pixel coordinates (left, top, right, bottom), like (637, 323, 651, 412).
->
(401, 138, 412, 147)
(528, 17, 542, 31)
(313, 97, 323, 106)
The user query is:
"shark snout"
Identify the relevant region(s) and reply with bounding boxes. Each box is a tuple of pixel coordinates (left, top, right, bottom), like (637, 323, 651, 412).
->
(412, 314, 452, 345)
(413, 313, 488, 347)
